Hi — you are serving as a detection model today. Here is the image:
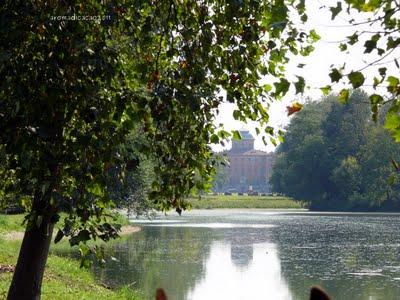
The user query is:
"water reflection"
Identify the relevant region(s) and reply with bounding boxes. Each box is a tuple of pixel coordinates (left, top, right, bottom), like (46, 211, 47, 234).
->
(90, 210, 400, 300)
(187, 241, 291, 300)
(230, 241, 253, 269)
(93, 227, 214, 300)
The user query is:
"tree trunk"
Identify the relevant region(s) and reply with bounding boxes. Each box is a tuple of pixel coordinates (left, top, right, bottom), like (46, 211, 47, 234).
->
(7, 218, 54, 300)
(7, 191, 56, 300)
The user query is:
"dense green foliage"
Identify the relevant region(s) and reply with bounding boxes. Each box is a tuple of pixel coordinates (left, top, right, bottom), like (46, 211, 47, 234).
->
(105, 130, 157, 216)
(271, 91, 400, 211)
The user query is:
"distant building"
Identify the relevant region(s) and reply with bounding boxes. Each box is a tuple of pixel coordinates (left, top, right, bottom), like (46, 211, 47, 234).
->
(214, 130, 275, 193)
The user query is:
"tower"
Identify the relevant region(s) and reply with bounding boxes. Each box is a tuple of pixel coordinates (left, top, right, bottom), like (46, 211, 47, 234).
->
(231, 130, 254, 153)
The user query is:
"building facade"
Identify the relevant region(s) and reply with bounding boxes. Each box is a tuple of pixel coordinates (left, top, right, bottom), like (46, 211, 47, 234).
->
(215, 130, 275, 193)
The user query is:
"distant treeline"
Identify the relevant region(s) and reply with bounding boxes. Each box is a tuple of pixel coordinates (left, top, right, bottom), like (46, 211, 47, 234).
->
(270, 90, 400, 211)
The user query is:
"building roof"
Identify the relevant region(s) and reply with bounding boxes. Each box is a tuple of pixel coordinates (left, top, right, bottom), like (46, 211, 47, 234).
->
(241, 149, 273, 156)
(239, 130, 254, 140)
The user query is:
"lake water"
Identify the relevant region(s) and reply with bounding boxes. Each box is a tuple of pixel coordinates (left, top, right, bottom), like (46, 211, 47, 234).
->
(93, 209, 400, 300)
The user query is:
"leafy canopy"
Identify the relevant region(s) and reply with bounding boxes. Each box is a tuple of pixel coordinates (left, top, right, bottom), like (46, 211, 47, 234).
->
(322, 1, 399, 130)
(0, 0, 316, 255)
(270, 91, 400, 211)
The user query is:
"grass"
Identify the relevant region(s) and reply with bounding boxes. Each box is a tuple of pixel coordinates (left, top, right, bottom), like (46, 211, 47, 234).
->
(0, 214, 143, 300)
(187, 194, 307, 209)
(0, 214, 25, 233)
(0, 212, 129, 234)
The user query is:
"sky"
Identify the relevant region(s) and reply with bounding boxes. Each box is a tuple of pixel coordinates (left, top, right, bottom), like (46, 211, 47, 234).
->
(212, 0, 396, 153)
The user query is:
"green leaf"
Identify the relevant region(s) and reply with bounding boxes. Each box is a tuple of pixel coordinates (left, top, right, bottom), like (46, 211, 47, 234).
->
(338, 89, 350, 104)
(309, 30, 321, 42)
(54, 230, 64, 244)
(369, 94, 383, 105)
(274, 78, 290, 97)
(387, 37, 400, 50)
(361, 1, 381, 11)
(329, 68, 342, 83)
(364, 34, 380, 53)
(232, 130, 242, 140)
(233, 110, 241, 120)
(265, 126, 274, 135)
(339, 43, 347, 51)
(385, 109, 400, 131)
(267, 40, 277, 49)
(278, 134, 284, 143)
(364, 39, 377, 53)
(370, 94, 383, 122)
(70, 230, 91, 246)
(379, 67, 387, 77)
(373, 77, 380, 89)
(387, 76, 399, 93)
(347, 33, 359, 45)
(320, 85, 332, 95)
(300, 45, 315, 56)
(348, 71, 365, 88)
(330, 2, 342, 20)
(210, 134, 219, 144)
(263, 84, 272, 92)
(217, 130, 230, 139)
(294, 76, 305, 94)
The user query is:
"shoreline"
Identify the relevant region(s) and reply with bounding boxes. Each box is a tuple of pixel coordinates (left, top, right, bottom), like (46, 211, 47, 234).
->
(0, 214, 143, 299)
(1, 224, 141, 241)
(120, 225, 141, 235)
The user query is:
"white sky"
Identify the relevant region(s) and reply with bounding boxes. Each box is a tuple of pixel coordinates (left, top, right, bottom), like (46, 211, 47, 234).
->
(212, 0, 398, 153)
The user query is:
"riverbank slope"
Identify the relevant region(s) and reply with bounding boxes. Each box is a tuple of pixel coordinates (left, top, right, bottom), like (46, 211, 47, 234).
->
(0, 214, 142, 300)
(187, 194, 306, 209)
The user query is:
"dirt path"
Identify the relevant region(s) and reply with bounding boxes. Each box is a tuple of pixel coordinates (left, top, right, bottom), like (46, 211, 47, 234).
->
(2, 231, 24, 241)
(120, 225, 141, 235)
(1, 225, 140, 241)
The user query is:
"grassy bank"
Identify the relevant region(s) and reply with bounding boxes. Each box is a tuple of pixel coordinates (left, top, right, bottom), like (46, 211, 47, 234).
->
(0, 214, 142, 300)
(187, 194, 307, 209)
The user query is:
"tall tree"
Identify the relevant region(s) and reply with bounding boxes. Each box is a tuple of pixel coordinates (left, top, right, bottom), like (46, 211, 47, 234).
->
(271, 91, 400, 211)
(270, 98, 333, 203)
(320, 90, 371, 206)
(0, 1, 315, 298)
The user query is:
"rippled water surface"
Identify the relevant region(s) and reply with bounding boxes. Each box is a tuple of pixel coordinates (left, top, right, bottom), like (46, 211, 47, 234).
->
(93, 209, 400, 300)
